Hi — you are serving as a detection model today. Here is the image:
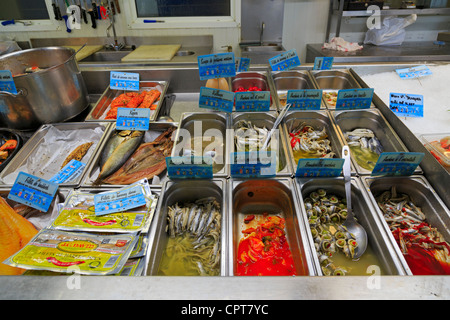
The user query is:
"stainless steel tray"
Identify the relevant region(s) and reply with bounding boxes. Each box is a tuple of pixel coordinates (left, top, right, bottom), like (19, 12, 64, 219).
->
(144, 178, 227, 276)
(228, 178, 316, 276)
(329, 108, 420, 175)
(270, 69, 325, 110)
(85, 80, 169, 122)
(231, 71, 278, 111)
(282, 110, 355, 176)
(230, 111, 292, 176)
(81, 122, 177, 188)
(294, 176, 408, 276)
(171, 112, 230, 177)
(0, 122, 110, 188)
(361, 175, 450, 275)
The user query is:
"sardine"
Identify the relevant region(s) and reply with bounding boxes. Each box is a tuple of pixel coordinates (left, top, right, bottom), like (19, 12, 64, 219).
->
(96, 130, 144, 183)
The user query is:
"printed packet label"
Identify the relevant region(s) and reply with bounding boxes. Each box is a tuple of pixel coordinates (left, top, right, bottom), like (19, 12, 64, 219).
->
(295, 158, 344, 177)
(371, 152, 424, 177)
(198, 53, 236, 80)
(110, 71, 140, 91)
(286, 89, 322, 110)
(94, 184, 148, 216)
(8, 172, 59, 212)
(269, 49, 301, 71)
(116, 108, 150, 131)
(389, 92, 424, 118)
(199, 87, 235, 113)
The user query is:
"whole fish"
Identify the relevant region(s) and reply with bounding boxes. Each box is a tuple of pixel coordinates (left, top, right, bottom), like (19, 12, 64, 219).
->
(99, 130, 132, 168)
(95, 130, 144, 183)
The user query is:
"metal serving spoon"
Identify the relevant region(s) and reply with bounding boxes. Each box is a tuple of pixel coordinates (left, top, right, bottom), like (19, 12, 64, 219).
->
(342, 146, 368, 260)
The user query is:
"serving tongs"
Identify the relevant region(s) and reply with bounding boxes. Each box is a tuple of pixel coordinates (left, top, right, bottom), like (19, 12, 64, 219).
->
(261, 103, 291, 150)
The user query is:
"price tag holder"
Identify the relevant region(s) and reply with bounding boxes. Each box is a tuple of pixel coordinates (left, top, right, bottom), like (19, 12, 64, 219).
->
(371, 152, 424, 177)
(295, 158, 344, 177)
(49, 159, 86, 184)
(0, 70, 17, 94)
(313, 57, 334, 70)
(199, 87, 235, 113)
(8, 172, 58, 212)
(396, 65, 432, 79)
(336, 88, 374, 110)
(116, 108, 150, 131)
(235, 91, 271, 112)
(230, 151, 276, 178)
(389, 93, 424, 118)
(166, 156, 213, 179)
(94, 184, 148, 216)
(236, 57, 251, 72)
(110, 71, 140, 91)
(269, 49, 301, 72)
(286, 89, 322, 110)
(198, 53, 236, 80)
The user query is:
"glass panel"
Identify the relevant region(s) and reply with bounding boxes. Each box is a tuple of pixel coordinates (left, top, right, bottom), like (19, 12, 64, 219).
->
(0, 0, 49, 20)
(135, 0, 231, 17)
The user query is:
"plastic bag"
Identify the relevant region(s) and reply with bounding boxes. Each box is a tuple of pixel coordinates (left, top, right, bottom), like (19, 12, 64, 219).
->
(0, 41, 21, 55)
(364, 14, 417, 46)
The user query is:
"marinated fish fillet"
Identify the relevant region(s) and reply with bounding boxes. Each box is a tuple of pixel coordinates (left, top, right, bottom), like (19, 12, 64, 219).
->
(61, 142, 94, 168)
(0, 197, 38, 275)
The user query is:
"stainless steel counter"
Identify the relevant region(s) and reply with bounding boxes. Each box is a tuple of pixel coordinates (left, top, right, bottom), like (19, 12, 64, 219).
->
(306, 41, 450, 63)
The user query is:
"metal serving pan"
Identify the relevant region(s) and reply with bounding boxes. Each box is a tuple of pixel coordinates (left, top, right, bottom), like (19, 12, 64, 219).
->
(270, 70, 325, 110)
(361, 175, 450, 275)
(171, 112, 230, 177)
(144, 178, 227, 276)
(85, 80, 169, 122)
(81, 122, 177, 188)
(231, 71, 278, 111)
(230, 111, 292, 176)
(282, 110, 354, 175)
(329, 108, 419, 175)
(228, 178, 316, 275)
(0, 122, 110, 188)
(295, 177, 408, 276)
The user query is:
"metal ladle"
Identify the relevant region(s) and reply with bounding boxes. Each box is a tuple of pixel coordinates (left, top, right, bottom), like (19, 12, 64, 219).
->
(342, 145, 367, 260)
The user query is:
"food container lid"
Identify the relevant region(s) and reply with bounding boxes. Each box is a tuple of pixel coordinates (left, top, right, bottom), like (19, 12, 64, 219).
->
(420, 133, 450, 167)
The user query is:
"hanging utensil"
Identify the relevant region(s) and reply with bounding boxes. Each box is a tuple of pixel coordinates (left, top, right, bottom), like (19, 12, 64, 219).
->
(342, 145, 368, 260)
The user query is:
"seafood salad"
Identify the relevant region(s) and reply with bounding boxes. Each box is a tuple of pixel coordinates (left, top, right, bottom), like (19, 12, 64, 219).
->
(158, 197, 221, 276)
(344, 128, 383, 171)
(289, 123, 335, 164)
(376, 187, 450, 275)
(305, 189, 361, 276)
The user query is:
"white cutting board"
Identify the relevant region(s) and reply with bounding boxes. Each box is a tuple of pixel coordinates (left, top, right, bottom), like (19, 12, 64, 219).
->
(121, 44, 181, 62)
(64, 45, 104, 61)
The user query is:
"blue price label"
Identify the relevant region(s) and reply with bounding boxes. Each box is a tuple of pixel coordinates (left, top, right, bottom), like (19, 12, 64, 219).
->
(236, 57, 251, 72)
(295, 158, 344, 177)
(198, 53, 236, 80)
(199, 87, 235, 113)
(0, 70, 17, 94)
(371, 152, 424, 177)
(286, 89, 322, 110)
(396, 65, 432, 79)
(94, 184, 148, 216)
(389, 93, 424, 118)
(313, 57, 334, 70)
(230, 151, 276, 178)
(336, 88, 374, 110)
(166, 156, 213, 179)
(235, 91, 271, 112)
(269, 49, 301, 72)
(110, 71, 140, 91)
(49, 159, 86, 184)
(8, 172, 58, 212)
(116, 108, 150, 131)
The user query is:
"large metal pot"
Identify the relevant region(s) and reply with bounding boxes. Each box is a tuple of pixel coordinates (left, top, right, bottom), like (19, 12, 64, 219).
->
(0, 47, 89, 130)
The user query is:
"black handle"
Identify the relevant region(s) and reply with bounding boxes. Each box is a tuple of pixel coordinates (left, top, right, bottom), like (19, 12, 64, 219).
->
(88, 10, 96, 28)
(52, 3, 59, 20)
(82, 8, 88, 23)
